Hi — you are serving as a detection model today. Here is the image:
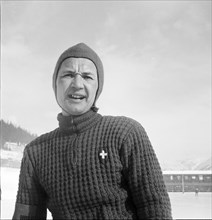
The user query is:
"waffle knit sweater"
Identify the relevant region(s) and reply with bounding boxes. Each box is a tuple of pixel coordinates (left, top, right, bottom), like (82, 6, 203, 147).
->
(15, 110, 172, 219)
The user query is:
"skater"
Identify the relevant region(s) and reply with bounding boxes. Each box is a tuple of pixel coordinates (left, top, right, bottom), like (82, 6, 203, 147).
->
(195, 188, 199, 196)
(13, 43, 172, 219)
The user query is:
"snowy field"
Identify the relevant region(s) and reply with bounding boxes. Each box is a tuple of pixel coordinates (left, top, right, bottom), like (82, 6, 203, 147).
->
(1, 167, 211, 219)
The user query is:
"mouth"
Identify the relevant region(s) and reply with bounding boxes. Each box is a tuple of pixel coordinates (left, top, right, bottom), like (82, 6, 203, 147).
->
(68, 94, 86, 100)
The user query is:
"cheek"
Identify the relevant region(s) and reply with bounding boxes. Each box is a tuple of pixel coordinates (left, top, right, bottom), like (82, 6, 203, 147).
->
(57, 80, 70, 94)
(90, 83, 98, 100)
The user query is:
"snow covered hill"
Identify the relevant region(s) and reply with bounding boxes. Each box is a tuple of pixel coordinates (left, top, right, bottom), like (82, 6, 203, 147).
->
(1, 148, 211, 171)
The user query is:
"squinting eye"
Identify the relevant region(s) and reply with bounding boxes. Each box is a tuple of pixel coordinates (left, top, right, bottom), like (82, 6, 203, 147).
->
(61, 73, 75, 78)
(83, 75, 93, 80)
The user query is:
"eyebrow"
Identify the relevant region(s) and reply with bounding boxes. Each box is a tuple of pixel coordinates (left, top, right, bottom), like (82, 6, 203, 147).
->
(81, 71, 94, 75)
(62, 70, 95, 75)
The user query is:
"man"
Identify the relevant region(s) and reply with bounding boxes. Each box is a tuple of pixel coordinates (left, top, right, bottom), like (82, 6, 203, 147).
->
(13, 43, 172, 219)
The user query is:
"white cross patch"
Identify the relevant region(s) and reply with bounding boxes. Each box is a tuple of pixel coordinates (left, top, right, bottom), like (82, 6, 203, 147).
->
(100, 150, 107, 159)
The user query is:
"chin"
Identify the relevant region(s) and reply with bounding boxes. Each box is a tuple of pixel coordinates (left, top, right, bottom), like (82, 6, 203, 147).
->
(66, 108, 87, 116)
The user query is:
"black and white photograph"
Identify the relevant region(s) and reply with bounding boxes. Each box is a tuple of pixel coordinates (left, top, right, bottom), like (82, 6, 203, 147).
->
(1, 1, 211, 219)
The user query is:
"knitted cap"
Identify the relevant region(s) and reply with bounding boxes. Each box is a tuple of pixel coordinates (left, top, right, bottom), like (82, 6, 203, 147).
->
(53, 43, 104, 109)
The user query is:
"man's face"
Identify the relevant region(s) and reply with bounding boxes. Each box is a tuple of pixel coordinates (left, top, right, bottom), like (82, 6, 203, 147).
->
(56, 58, 98, 116)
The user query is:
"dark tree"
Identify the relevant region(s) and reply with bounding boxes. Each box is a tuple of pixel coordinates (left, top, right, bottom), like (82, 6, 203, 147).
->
(0, 120, 37, 148)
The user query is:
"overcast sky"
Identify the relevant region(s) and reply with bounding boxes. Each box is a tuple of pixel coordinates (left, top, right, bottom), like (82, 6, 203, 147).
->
(1, 1, 211, 165)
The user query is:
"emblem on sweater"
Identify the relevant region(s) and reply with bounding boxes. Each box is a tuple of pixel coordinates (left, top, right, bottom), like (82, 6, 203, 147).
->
(100, 150, 107, 159)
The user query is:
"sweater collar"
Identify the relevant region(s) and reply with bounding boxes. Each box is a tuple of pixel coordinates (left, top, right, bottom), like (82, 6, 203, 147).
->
(57, 109, 102, 134)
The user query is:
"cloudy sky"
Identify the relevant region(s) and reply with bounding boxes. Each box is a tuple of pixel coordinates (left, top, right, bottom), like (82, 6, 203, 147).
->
(1, 1, 211, 165)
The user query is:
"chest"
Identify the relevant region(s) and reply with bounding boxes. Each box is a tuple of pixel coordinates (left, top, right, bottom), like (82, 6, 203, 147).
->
(37, 132, 124, 203)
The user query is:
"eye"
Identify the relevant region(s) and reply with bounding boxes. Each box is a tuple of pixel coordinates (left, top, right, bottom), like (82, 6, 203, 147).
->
(79, 72, 94, 80)
(61, 72, 75, 78)
(82, 75, 93, 80)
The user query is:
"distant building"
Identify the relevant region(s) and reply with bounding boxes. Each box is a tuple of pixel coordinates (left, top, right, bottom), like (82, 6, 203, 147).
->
(3, 142, 25, 153)
(163, 170, 212, 192)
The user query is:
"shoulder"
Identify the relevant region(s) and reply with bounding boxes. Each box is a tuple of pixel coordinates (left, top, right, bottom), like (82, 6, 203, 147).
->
(21, 128, 60, 169)
(25, 128, 59, 152)
(102, 115, 144, 129)
(100, 115, 146, 137)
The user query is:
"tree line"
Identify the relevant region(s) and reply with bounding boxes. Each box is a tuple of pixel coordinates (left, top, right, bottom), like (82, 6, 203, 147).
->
(0, 120, 37, 148)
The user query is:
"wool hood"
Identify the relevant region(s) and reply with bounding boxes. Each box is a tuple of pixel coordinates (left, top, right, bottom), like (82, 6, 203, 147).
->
(52, 43, 104, 111)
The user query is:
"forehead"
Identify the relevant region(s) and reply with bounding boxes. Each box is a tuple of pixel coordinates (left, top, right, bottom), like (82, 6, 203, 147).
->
(60, 57, 97, 72)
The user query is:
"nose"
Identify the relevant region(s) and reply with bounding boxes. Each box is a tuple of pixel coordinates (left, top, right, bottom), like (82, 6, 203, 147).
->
(71, 74, 83, 89)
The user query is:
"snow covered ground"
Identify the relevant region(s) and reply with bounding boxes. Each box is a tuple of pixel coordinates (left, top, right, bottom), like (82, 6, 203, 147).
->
(1, 167, 52, 219)
(1, 167, 211, 219)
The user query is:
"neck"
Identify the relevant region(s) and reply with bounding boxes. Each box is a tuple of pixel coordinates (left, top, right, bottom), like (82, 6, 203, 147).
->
(61, 106, 99, 117)
(57, 109, 102, 134)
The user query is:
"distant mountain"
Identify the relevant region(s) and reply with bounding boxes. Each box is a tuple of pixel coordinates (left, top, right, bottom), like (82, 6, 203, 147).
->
(194, 158, 211, 170)
(161, 157, 211, 171)
(0, 120, 37, 148)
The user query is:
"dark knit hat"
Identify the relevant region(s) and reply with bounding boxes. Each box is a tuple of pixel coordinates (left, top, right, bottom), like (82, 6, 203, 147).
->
(53, 43, 104, 110)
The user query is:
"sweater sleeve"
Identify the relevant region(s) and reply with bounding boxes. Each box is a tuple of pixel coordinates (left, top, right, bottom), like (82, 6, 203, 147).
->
(13, 147, 47, 219)
(121, 120, 172, 219)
